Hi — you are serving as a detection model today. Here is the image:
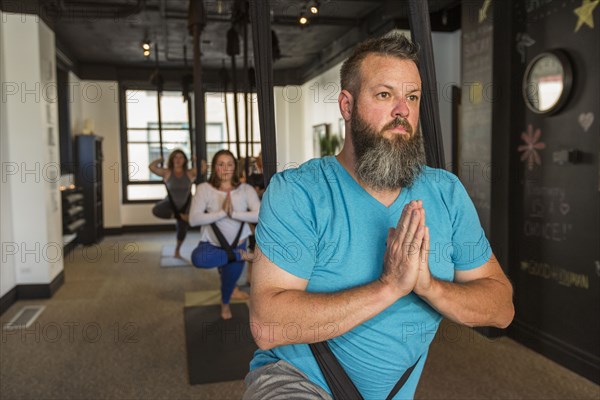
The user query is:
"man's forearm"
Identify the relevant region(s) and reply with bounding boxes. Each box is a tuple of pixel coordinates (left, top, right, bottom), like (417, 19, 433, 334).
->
(418, 277, 514, 328)
(251, 200, 430, 350)
(250, 280, 398, 350)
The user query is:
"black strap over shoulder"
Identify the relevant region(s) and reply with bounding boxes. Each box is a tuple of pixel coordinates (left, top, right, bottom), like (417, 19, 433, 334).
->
(309, 341, 421, 400)
(211, 222, 245, 263)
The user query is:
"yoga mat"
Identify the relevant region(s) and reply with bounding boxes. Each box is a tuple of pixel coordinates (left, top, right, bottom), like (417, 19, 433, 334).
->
(160, 244, 196, 267)
(160, 257, 193, 268)
(184, 303, 258, 384)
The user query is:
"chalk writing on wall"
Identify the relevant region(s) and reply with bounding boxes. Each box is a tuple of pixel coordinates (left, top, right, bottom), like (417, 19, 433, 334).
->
(523, 184, 573, 241)
(520, 260, 590, 289)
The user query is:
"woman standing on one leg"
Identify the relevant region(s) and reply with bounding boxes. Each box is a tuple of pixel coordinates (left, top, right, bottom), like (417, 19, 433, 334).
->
(149, 150, 198, 258)
(189, 150, 260, 319)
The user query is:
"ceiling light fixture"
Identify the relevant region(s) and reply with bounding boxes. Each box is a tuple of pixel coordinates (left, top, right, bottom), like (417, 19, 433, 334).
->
(299, 14, 308, 25)
(141, 37, 152, 57)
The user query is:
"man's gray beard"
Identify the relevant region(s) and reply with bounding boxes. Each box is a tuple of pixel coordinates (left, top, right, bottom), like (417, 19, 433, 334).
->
(350, 110, 426, 190)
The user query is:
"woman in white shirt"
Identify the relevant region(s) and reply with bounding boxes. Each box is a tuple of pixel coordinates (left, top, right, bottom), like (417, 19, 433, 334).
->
(189, 150, 260, 319)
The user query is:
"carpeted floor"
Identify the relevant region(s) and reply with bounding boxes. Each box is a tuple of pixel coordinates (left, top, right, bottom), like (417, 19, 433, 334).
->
(1, 232, 598, 400)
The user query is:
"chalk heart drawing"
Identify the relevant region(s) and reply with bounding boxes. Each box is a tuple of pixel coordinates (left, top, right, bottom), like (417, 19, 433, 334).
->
(559, 202, 570, 216)
(578, 112, 594, 132)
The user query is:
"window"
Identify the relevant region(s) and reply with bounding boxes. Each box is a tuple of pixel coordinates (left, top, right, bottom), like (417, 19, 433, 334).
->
(121, 88, 261, 203)
(204, 92, 262, 162)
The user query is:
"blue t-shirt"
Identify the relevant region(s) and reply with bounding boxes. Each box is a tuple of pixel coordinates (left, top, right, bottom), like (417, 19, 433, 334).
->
(251, 156, 491, 399)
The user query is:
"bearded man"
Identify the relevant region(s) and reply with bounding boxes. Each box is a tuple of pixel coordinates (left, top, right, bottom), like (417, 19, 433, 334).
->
(243, 31, 514, 400)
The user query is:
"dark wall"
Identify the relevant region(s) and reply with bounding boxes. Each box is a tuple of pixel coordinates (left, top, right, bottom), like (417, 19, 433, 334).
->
(459, 0, 494, 234)
(507, 0, 600, 384)
(462, 0, 600, 383)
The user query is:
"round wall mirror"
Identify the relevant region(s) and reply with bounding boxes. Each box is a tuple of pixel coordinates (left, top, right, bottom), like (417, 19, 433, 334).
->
(523, 50, 573, 115)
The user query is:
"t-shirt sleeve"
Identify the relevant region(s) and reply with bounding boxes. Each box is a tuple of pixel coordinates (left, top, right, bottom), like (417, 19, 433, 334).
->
(446, 176, 492, 271)
(255, 172, 318, 280)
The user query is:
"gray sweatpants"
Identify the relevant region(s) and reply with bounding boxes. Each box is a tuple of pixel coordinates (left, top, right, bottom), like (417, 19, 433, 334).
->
(243, 360, 333, 400)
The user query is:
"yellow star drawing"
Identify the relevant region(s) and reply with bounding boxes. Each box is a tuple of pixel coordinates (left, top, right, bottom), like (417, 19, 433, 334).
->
(574, 0, 599, 32)
(479, 0, 492, 23)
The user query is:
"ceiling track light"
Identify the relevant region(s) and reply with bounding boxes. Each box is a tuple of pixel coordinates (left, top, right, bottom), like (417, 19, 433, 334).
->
(141, 38, 151, 58)
(300, 1, 319, 25)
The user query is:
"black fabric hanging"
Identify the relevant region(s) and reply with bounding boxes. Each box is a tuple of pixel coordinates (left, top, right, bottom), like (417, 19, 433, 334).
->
(233, 0, 251, 173)
(151, 44, 192, 219)
(309, 341, 363, 400)
(407, 0, 445, 169)
(243, 21, 250, 175)
(271, 30, 282, 62)
(248, 66, 256, 156)
(210, 222, 245, 263)
(219, 60, 232, 146)
(151, 43, 165, 160)
(227, 26, 242, 159)
(309, 341, 421, 400)
(249, 0, 277, 188)
(188, 0, 207, 183)
(182, 44, 195, 166)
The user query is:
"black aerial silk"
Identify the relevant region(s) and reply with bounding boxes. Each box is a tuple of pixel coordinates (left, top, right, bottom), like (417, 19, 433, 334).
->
(248, 0, 444, 187)
(408, 0, 445, 169)
(188, 0, 207, 184)
(247, 0, 446, 398)
(249, 0, 277, 187)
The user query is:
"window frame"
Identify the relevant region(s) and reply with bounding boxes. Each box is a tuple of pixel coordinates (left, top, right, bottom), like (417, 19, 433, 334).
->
(119, 85, 261, 204)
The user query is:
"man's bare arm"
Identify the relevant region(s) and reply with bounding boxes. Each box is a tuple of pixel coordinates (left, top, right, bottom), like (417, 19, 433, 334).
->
(415, 252, 514, 328)
(249, 248, 395, 350)
(249, 201, 426, 350)
(413, 207, 514, 328)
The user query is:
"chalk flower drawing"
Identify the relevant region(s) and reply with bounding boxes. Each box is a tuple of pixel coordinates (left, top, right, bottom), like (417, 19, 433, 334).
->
(518, 124, 546, 170)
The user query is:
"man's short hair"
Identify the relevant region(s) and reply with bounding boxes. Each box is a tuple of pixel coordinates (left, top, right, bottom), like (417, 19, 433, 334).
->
(340, 31, 420, 96)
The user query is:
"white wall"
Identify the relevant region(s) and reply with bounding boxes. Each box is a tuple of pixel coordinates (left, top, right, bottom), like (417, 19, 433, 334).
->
(78, 81, 123, 228)
(432, 30, 462, 167)
(1, 13, 63, 290)
(38, 21, 63, 282)
(0, 10, 17, 297)
(274, 86, 305, 167)
(301, 61, 346, 161)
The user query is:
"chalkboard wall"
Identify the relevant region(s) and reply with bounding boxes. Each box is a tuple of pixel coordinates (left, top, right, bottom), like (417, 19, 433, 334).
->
(459, 0, 494, 234)
(510, 0, 599, 384)
(461, 0, 600, 384)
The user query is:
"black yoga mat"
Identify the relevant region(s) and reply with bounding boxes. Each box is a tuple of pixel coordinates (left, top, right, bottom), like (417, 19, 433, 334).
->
(184, 303, 258, 384)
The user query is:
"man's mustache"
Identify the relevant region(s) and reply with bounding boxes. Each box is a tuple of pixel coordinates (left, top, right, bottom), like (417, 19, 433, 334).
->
(382, 117, 413, 135)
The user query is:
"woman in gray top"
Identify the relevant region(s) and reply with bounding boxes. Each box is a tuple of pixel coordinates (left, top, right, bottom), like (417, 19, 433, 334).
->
(149, 149, 199, 258)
